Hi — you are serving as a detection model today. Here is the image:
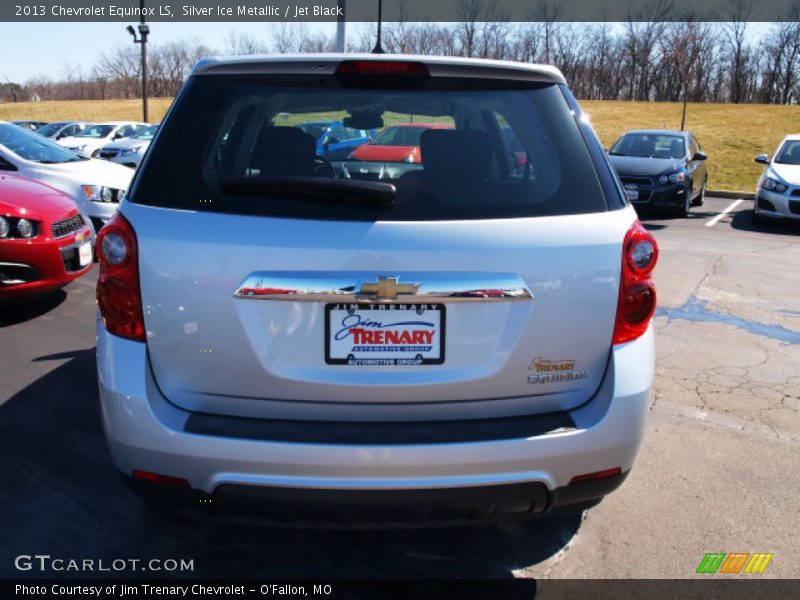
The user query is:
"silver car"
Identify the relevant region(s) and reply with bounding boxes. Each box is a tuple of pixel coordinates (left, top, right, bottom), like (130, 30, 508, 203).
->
(57, 121, 147, 158)
(96, 124, 158, 169)
(34, 121, 91, 142)
(95, 54, 658, 525)
(754, 134, 800, 224)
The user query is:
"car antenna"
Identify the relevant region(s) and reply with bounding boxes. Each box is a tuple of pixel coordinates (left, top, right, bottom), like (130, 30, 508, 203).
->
(372, 0, 385, 54)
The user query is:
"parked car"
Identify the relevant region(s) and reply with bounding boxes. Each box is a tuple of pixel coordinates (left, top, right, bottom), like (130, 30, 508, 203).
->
(0, 121, 133, 234)
(608, 129, 708, 217)
(753, 134, 800, 224)
(96, 124, 159, 168)
(349, 122, 453, 163)
(34, 121, 91, 141)
(96, 54, 658, 526)
(57, 122, 147, 158)
(11, 120, 48, 132)
(0, 173, 93, 302)
(295, 120, 374, 160)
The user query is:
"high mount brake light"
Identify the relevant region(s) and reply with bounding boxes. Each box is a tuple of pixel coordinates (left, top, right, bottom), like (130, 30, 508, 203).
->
(613, 220, 658, 345)
(95, 213, 145, 342)
(335, 61, 430, 77)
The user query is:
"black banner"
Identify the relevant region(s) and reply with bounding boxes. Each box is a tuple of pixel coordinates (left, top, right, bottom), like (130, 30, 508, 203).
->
(2, 0, 799, 23)
(4, 580, 800, 600)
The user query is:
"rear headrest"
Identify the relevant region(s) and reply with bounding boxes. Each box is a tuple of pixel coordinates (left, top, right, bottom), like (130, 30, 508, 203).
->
(252, 126, 316, 177)
(420, 130, 492, 180)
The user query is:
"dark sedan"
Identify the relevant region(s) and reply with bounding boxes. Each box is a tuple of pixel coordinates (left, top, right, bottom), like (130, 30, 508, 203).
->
(608, 130, 708, 217)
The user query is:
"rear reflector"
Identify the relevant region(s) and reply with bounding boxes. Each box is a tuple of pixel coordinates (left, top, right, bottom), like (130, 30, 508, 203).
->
(132, 470, 191, 488)
(336, 60, 429, 77)
(569, 467, 622, 485)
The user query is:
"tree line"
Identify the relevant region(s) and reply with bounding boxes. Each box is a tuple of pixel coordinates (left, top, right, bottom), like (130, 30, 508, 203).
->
(3, 1, 800, 106)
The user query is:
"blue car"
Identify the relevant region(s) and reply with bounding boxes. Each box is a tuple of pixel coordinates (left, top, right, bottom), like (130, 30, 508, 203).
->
(296, 120, 374, 160)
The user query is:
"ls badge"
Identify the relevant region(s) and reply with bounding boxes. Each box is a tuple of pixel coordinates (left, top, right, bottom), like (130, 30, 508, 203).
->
(527, 357, 589, 384)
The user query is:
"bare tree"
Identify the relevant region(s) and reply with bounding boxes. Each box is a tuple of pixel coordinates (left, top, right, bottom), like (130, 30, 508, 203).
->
(224, 30, 269, 55)
(722, 0, 752, 102)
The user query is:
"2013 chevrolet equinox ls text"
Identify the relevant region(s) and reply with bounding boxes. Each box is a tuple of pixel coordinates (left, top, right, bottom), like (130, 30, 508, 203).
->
(95, 55, 658, 526)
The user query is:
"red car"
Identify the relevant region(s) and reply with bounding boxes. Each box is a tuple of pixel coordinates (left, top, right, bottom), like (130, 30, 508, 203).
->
(349, 122, 452, 163)
(0, 173, 93, 302)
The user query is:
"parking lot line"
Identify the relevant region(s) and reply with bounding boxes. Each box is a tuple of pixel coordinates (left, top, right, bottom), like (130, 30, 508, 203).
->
(705, 199, 744, 228)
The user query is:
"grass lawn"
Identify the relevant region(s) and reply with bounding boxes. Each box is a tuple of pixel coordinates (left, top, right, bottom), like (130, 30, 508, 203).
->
(582, 100, 800, 192)
(2, 97, 798, 192)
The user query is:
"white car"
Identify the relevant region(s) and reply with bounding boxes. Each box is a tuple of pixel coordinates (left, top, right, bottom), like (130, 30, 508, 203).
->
(95, 124, 158, 168)
(0, 121, 133, 234)
(95, 54, 658, 525)
(754, 134, 800, 224)
(57, 121, 147, 158)
(34, 120, 91, 142)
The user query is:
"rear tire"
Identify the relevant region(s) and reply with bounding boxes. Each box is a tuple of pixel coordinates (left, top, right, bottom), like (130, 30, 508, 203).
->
(692, 179, 706, 207)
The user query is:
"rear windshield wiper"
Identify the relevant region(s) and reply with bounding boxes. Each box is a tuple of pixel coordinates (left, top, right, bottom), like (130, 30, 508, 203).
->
(221, 176, 395, 209)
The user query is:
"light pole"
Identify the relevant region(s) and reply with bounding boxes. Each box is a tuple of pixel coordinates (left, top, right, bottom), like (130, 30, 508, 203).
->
(372, 0, 385, 54)
(335, 0, 346, 52)
(126, 0, 149, 122)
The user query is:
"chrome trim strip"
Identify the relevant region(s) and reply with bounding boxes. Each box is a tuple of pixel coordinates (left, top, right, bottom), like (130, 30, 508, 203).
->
(234, 272, 533, 303)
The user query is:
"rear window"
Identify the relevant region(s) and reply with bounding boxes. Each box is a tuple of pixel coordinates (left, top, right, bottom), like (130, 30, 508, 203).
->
(132, 74, 607, 221)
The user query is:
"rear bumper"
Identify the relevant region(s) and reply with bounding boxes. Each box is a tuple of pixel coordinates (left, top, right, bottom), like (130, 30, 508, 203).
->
(98, 318, 653, 524)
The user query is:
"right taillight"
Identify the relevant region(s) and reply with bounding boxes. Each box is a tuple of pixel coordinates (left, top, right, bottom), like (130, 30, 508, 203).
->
(95, 213, 145, 342)
(613, 220, 658, 345)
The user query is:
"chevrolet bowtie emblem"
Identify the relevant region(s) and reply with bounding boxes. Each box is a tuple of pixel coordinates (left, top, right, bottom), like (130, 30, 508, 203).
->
(358, 276, 419, 300)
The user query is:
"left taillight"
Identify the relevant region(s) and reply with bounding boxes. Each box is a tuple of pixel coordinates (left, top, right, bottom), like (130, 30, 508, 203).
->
(613, 220, 658, 345)
(95, 213, 145, 341)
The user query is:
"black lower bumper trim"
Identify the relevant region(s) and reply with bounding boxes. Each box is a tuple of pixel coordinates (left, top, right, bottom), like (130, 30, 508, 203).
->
(184, 410, 575, 445)
(123, 471, 628, 527)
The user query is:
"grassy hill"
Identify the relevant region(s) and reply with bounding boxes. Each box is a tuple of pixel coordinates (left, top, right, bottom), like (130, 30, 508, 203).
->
(2, 98, 798, 192)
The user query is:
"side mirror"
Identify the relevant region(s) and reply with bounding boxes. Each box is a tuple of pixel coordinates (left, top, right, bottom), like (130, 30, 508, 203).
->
(692, 151, 708, 161)
(754, 153, 769, 165)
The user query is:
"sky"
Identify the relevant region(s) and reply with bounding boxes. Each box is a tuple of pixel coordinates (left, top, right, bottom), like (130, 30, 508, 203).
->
(0, 22, 336, 83)
(0, 21, 775, 85)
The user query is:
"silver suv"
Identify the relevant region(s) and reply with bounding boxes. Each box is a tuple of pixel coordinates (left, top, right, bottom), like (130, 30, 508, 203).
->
(95, 55, 658, 525)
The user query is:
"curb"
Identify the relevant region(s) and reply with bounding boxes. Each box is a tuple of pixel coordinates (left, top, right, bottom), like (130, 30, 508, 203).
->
(707, 190, 755, 200)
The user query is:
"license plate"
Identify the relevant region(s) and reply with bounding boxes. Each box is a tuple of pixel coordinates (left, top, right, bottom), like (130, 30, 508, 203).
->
(625, 188, 639, 201)
(78, 242, 92, 267)
(325, 303, 445, 366)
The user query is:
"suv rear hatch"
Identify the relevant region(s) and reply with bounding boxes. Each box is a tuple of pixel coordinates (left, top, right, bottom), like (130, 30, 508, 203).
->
(124, 56, 631, 421)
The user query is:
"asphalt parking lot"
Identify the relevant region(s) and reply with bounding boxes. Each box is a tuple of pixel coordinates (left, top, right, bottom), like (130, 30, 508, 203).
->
(1, 196, 798, 580)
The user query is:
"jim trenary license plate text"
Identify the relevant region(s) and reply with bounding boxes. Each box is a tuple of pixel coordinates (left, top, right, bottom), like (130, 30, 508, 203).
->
(325, 303, 445, 366)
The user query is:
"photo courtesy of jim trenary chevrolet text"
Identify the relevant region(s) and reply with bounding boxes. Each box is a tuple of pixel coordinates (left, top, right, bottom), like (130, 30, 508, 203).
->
(1, 0, 799, 597)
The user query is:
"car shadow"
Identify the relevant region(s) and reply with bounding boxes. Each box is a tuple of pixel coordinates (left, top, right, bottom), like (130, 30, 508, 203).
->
(636, 205, 719, 222)
(639, 222, 667, 231)
(0, 348, 580, 580)
(0, 290, 67, 327)
(731, 209, 799, 237)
